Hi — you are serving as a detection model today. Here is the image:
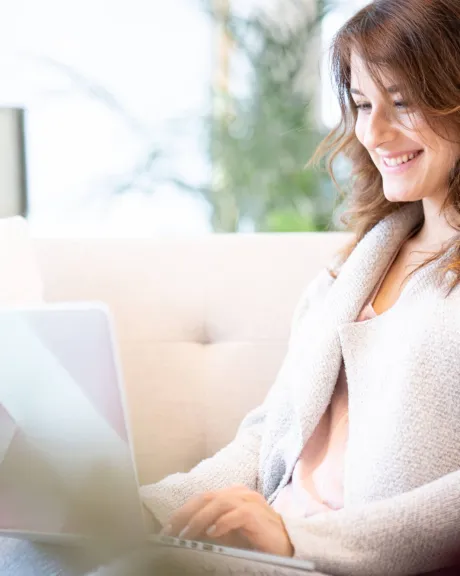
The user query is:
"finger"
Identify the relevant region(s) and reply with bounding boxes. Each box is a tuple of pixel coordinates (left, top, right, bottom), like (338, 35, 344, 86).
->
(163, 487, 264, 536)
(207, 504, 255, 538)
(178, 497, 240, 540)
(210, 505, 293, 556)
(164, 491, 217, 535)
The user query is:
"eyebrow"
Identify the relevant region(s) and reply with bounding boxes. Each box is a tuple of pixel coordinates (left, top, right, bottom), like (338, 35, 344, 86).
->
(350, 85, 400, 96)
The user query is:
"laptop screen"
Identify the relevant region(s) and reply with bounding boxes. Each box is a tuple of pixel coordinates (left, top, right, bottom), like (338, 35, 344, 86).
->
(0, 305, 144, 539)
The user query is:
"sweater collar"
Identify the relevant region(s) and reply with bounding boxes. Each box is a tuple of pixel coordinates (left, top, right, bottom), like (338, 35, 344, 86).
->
(325, 202, 426, 326)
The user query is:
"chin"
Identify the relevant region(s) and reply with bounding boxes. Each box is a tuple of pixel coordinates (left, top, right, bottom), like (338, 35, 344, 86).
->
(383, 191, 406, 203)
(382, 189, 419, 203)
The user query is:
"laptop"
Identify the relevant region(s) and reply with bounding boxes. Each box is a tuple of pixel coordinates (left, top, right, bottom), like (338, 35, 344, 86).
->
(0, 303, 315, 572)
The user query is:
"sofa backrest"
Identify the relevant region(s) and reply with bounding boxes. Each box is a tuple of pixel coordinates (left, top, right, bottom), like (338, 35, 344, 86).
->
(34, 232, 351, 485)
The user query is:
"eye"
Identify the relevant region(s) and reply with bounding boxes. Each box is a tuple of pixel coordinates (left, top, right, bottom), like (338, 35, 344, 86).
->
(394, 100, 409, 110)
(354, 102, 371, 111)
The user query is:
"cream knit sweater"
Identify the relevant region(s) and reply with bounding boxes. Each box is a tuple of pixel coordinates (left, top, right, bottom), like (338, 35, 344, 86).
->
(141, 201, 460, 576)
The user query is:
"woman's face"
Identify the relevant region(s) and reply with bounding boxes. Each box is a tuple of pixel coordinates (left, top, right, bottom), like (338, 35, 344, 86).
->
(350, 52, 460, 204)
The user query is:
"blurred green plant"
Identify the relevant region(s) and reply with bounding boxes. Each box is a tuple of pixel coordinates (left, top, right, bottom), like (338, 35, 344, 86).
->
(201, 0, 338, 232)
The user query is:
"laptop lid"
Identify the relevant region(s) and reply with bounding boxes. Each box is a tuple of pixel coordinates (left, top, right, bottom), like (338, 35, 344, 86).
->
(0, 303, 145, 541)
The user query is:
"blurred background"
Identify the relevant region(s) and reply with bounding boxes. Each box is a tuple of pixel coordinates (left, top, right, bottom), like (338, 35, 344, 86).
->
(0, 0, 368, 237)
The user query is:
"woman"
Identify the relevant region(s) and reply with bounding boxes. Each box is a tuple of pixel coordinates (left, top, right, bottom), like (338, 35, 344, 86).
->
(140, 1, 460, 575)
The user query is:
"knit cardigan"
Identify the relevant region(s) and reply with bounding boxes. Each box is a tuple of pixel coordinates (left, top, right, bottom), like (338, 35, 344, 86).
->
(140, 201, 460, 576)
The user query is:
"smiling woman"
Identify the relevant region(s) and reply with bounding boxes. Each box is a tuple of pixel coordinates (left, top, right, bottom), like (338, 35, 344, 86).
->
(311, 0, 460, 292)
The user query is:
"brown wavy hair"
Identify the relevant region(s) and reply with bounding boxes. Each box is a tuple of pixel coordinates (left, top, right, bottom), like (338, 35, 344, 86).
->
(309, 0, 460, 294)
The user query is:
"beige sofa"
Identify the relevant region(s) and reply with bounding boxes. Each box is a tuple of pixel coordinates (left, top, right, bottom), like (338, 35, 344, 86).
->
(33, 230, 349, 487)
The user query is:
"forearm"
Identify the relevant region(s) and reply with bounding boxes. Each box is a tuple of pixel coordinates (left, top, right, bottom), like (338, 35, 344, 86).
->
(283, 468, 460, 576)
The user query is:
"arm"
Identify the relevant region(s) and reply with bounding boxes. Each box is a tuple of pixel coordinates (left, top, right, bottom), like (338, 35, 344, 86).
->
(140, 403, 267, 526)
(283, 468, 460, 576)
(140, 266, 336, 526)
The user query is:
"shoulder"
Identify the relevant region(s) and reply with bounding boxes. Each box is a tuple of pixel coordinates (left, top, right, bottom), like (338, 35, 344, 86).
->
(290, 236, 355, 332)
(324, 233, 357, 281)
(291, 258, 338, 330)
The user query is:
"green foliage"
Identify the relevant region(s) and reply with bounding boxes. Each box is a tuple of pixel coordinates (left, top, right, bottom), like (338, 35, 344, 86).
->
(201, 0, 338, 232)
(264, 208, 317, 232)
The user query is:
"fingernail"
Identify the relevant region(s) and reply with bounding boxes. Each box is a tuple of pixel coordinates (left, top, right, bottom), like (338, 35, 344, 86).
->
(206, 525, 216, 536)
(160, 524, 173, 536)
(178, 525, 190, 538)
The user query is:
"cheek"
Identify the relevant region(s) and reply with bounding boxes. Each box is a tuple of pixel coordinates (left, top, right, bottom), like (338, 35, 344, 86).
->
(447, 144, 460, 168)
(429, 142, 459, 171)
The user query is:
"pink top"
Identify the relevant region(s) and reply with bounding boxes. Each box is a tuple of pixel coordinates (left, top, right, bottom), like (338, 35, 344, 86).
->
(272, 228, 416, 518)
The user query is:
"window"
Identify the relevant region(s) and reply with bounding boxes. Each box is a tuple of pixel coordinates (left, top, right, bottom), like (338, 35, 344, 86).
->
(4, 0, 213, 236)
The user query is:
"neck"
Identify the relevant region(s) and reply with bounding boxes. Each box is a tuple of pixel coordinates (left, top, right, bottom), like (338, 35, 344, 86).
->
(411, 197, 460, 250)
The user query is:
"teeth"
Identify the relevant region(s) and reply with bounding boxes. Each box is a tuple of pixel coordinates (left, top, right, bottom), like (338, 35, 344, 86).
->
(383, 151, 419, 167)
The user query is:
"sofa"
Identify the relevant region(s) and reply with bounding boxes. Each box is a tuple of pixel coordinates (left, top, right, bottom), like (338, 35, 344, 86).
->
(34, 227, 349, 485)
(0, 216, 349, 574)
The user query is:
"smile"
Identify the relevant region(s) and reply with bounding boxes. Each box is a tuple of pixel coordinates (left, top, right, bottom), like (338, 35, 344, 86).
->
(380, 150, 423, 173)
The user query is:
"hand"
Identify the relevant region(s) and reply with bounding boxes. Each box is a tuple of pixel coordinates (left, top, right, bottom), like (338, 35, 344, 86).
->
(162, 485, 294, 557)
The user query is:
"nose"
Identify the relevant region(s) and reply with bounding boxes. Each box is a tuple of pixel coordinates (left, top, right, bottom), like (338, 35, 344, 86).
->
(362, 108, 397, 151)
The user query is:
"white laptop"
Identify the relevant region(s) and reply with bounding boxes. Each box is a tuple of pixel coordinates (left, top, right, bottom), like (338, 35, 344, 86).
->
(0, 303, 315, 572)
